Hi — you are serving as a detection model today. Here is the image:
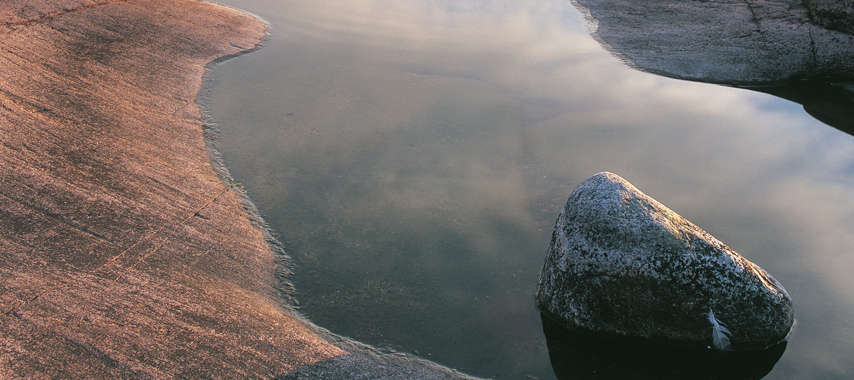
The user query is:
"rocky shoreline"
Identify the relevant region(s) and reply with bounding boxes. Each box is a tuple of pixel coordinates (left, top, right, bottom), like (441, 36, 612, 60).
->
(570, 0, 854, 134)
(0, 1, 473, 378)
(537, 173, 794, 351)
(572, 0, 854, 85)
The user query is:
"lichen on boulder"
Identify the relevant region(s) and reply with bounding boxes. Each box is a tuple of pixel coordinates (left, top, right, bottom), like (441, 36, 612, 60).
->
(536, 172, 794, 350)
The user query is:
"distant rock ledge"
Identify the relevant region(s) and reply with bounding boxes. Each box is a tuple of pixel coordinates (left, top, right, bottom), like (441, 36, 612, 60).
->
(0, 1, 474, 378)
(572, 0, 854, 85)
(537, 173, 794, 350)
(571, 0, 854, 136)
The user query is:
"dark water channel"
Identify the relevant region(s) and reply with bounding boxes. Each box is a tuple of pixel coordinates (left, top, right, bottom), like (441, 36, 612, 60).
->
(205, 0, 854, 378)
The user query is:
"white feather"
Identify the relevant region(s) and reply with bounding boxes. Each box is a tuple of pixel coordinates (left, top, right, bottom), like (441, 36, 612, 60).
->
(708, 309, 732, 351)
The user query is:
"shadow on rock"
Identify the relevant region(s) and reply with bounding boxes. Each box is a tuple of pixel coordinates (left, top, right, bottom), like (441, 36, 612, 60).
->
(542, 314, 787, 380)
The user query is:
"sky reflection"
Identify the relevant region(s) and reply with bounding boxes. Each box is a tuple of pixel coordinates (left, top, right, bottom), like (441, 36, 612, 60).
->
(208, 0, 854, 378)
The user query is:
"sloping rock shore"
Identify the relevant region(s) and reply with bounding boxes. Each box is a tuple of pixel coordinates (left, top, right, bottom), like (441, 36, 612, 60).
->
(0, 1, 473, 378)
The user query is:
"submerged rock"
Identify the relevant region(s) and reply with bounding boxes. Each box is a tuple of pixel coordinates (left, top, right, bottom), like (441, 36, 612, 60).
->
(536, 172, 794, 350)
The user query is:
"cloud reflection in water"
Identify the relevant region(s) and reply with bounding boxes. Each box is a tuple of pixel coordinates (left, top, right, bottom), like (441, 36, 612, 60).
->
(208, 0, 854, 378)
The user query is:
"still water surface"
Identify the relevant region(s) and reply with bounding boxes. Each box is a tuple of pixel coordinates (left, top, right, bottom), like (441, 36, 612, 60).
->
(206, 0, 854, 378)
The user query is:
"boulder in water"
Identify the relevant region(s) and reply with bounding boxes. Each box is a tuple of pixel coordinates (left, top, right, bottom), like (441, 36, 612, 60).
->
(536, 172, 794, 350)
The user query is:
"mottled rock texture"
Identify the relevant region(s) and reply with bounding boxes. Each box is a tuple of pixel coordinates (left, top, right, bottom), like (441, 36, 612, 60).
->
(572, 0, 854, 84)
(0, 1, 474, 378)
(537, 173, 794, 350)
(804, 0, 854, 34)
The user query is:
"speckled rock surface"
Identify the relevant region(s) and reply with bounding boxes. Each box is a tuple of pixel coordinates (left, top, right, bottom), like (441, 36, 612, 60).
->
(536, 172, 794, 350)
(804, 0, 854, 34)
(571, 0, 854, 84)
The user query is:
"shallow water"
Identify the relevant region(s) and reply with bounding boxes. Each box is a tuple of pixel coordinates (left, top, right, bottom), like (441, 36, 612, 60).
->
(206, 0, 854, 378)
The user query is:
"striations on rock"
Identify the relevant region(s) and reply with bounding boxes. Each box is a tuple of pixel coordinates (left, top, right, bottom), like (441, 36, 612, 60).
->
(0, 1, 478, 378)
(536, 172, 794, 350)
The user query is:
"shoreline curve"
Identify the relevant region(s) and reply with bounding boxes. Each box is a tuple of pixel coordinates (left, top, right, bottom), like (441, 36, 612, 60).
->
(0, 0, 476, 378)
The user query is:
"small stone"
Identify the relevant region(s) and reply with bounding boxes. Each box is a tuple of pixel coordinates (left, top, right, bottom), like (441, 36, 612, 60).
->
(536, 172, 794, 350)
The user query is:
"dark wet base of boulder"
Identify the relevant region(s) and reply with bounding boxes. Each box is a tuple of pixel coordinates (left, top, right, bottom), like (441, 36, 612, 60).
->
(541, 314, 787, 380)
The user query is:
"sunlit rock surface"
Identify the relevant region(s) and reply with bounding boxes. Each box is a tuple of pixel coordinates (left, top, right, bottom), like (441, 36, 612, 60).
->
(0, 1, 475, 378)
(537, 172, 794, 350)
(571, 0, 854, 84)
